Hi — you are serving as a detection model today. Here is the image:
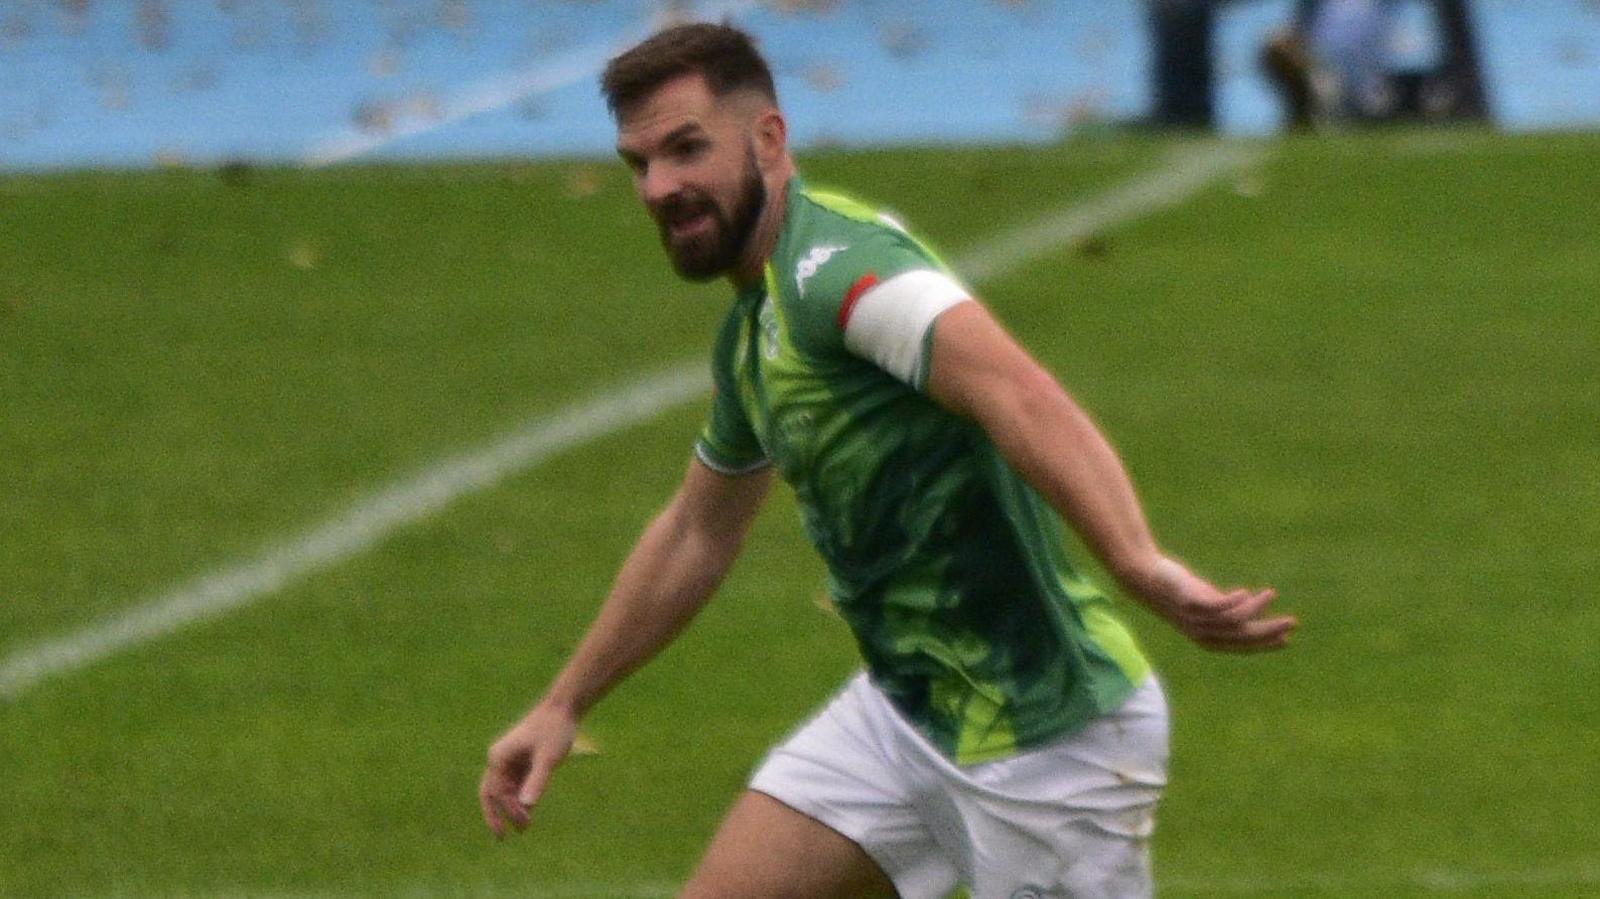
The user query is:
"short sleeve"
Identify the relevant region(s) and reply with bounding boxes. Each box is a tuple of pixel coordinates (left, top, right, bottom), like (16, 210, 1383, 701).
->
(782, 229, 966, 376)
(693, 314, 770, 476)
(694, 383, 769, 475)
(839, 269, 971, 389)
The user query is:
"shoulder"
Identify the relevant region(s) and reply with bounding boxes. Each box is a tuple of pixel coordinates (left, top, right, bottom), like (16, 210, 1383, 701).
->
(771, 186, 952, 349)
(781, 186, 943, 290)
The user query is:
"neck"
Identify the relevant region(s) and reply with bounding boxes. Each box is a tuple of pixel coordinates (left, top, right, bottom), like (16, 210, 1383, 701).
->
(729, 164, 795, 290)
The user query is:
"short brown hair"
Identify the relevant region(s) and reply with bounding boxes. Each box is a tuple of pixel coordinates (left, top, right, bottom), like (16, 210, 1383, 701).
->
(600, 22, 777, 119)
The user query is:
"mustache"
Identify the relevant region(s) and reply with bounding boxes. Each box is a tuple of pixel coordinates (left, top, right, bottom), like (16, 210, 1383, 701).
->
(651, 192, 716, 225)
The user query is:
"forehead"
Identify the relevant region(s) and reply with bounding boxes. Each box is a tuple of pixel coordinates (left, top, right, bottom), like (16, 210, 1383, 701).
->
(616, 73, 730, 151)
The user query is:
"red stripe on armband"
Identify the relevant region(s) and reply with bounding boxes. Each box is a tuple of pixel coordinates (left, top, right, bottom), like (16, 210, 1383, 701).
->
(836, 272, 880, 329)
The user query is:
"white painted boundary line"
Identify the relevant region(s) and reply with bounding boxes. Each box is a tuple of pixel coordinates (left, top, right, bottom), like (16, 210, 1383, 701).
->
(957, 143, 1260, 284)
(0, 364, 706, 701)
(0, 143, 1261, 702)
(301, 0, 760, 167)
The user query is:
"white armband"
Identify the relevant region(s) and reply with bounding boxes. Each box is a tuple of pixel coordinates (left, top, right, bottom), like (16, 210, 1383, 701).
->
(840, 269, 972, 385)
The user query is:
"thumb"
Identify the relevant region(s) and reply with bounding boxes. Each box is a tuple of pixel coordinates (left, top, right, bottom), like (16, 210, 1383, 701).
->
(517, 753, 558, 808)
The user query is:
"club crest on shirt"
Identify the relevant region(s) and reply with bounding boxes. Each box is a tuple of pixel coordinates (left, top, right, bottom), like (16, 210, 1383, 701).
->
(758, 296, 781, 360)
(796, 243, 847, 297)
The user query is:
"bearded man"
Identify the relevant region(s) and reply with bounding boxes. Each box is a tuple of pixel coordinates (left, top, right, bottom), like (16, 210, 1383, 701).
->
(479, 22, 1295, 899)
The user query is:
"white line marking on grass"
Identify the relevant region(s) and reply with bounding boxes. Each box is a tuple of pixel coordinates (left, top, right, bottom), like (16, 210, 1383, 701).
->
(301, 0, 760, 167)
(0, 143, 1263, 702)
(0, 364, 707, 702)
(958, 143, 1261, 284)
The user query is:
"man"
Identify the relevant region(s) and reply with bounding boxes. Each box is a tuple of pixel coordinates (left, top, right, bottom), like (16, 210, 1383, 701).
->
(1266, 0, 1489, 126)
(1150, 0, 1219, 128)
(480, 22, 1296, 899)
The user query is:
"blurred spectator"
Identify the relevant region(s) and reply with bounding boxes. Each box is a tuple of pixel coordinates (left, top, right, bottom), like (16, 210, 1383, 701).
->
(1415, 0, 1489, 119)
(1261, 0, 1489, 128)
(1149, 0, 1217, 128)
(1154, 0, 1488, 130)
(1260, 9, 1317, 128)
(1309, 0, 1397, 120)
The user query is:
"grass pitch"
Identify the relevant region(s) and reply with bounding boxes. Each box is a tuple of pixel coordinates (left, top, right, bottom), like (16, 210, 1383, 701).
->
(2, 130, 1597, 897)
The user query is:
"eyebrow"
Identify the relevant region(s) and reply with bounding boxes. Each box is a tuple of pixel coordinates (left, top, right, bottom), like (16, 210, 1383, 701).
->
(617, 121, 708, 165)
(659, 122, 706, 146)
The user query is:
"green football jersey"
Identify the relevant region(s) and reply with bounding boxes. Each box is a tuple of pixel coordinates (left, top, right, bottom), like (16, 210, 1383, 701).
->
(696, 177, 1150, 764)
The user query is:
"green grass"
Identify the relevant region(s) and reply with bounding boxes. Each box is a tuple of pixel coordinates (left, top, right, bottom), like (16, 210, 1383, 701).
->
(2, 130, 1597, 897)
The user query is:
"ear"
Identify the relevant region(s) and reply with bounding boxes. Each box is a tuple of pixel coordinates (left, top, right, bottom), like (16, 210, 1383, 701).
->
(751, 107, 788, 171)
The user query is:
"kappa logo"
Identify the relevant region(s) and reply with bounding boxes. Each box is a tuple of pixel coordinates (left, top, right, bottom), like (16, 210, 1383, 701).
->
(795, 244, 847, 297)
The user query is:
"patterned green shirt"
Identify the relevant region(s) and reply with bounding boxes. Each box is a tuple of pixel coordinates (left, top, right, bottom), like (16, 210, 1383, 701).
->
(696, 177, 1150, 764)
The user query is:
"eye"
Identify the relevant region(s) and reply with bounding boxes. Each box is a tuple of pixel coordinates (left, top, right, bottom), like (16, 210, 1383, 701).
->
(674, 138, 708, 161)
(617, 150, 646, 176)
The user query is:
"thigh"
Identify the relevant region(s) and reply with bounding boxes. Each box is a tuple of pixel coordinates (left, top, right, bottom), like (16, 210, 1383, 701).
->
(745, 675, 962, 899)
(680, 790, 899, 899)
(961, 677, 1171, 899)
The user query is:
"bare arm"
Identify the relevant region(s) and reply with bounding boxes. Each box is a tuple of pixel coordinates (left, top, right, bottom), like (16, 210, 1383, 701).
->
(479, 459, 773, 838)
(926, 301, 1296, 651)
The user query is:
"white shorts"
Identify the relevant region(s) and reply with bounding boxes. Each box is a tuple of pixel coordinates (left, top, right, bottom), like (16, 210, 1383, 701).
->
(749, 673, 1169, 899)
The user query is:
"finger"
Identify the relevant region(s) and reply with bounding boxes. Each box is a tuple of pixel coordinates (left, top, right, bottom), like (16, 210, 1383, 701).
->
(1192, 587, 1281, 628)
(1186, 588, 1247, 624)
(1241, 612, 1297, 642)
(1195, 614, 1298, 651)
(479, 774, 506, 839)
(482, 760, 533, 835)
(1190, 610, 1297, 641)
(1221, 587, 1280, 623)
(502, 792, 532, 833)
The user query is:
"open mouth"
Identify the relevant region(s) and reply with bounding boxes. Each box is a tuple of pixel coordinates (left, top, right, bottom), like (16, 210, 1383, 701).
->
(666, 211, 714, 240)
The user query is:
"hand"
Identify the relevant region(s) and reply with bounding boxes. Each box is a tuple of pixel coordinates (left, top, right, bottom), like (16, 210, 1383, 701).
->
(479, 702, 578, 839)
(1126, 557, 1298, 653)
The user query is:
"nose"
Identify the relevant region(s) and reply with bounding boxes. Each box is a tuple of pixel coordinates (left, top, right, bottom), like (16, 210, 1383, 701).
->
(639, 161, 682, 206)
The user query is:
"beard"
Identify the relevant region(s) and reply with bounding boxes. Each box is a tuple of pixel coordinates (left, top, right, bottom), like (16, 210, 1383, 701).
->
(653, 147, 767, 282)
